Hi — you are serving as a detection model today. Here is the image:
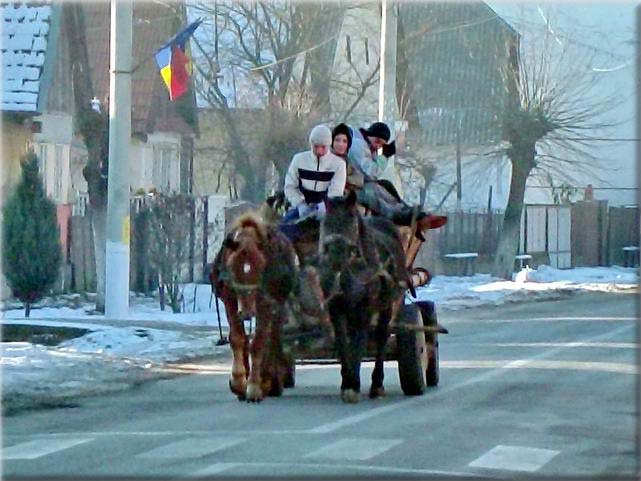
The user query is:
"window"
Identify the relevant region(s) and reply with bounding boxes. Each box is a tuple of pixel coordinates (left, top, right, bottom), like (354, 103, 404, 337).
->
(161, 148, 173, 192)
(38, 143, 48, 191)
(153, 144, 179, 193)
(54, 144, 63, 200)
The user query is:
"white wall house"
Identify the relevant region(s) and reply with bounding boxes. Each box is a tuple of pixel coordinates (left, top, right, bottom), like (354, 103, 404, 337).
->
(32, 111, 75, 204)
(131, 132, 182, 194)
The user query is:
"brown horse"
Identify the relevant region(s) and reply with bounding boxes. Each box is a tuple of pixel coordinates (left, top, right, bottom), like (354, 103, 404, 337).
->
(210, 211, 332, 402)
(210, 212, 298, 402)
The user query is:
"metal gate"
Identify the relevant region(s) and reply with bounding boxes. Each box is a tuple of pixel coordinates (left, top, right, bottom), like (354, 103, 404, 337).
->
(520, 205, 572, 268)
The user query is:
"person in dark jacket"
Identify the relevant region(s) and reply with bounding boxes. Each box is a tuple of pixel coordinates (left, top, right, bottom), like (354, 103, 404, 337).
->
(332, 122, 445, 239)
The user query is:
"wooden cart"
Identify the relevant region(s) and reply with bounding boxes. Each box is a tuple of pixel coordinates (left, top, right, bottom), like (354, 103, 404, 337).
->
(280, 218, 448, 396)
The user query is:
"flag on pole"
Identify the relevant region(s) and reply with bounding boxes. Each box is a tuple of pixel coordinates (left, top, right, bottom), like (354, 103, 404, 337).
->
(155, 18, 202, 101)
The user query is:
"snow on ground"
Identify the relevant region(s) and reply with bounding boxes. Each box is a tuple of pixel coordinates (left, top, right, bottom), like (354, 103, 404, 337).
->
(1, 266, 637, 413)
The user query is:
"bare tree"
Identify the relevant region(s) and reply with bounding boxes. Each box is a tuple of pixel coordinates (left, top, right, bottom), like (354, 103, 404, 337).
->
(64, 3, 109, 312)
(145, 194, 196, 313)
(492, 27, 624, 278)
(188, 1, 347, 198)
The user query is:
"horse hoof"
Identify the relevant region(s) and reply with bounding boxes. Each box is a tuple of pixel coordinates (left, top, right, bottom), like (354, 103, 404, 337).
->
(341, 389, 360, 404)
(229, 379, 247, 398)
(268, 382, 284, 397)
(369, 386, 386, 399)
(246, 383, 263, 403)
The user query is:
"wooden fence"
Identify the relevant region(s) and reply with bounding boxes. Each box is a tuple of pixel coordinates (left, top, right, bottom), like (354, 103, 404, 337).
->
(66, 199, 638, 293)
(69, 194, 228, 294)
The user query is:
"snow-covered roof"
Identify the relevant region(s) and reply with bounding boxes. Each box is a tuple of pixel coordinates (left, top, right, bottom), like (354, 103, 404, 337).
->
(1, 1, 53, 113)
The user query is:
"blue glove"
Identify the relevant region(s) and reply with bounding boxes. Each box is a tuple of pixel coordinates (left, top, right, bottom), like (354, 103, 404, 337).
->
(314, 201, 327, 219)
(297, 203, 311, 218)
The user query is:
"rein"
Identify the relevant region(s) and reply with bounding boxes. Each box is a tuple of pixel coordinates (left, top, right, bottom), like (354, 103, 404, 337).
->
(321, 232, 395, 304)
(229, 281, 261, 292)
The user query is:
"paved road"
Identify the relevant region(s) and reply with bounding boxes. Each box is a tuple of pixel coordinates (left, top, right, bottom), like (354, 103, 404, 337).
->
(3, 291, 638, 478)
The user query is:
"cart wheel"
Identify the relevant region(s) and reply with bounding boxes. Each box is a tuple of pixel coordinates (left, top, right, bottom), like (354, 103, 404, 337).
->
(397, 303, 427, 395)
(283, 351, 296, 388)
(417, 301, 440, 386)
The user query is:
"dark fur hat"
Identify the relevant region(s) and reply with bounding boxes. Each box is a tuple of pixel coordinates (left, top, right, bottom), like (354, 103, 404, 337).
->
(332, 123, 353, 151)
(363, 121, 391, 142)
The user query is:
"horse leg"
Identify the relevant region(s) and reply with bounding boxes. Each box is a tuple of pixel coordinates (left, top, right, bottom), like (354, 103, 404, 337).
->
(345, 322, 369, 403)
(370, 308, 391, 399)
(260, 305, 286, 397)
(224, 298, 249, 400)
(330, 306, 355, 402)
(268, 310, 286, 397)
(246, 298, 271, 402)
(339, 307, 369, 404)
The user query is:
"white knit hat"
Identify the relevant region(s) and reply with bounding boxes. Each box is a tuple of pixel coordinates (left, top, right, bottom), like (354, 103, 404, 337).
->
(309, 124, 332, 147)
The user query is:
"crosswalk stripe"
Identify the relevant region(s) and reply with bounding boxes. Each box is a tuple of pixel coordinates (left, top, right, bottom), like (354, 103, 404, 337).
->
(469, 445, 560, 472)
(136, 437, 245, 459)
(3, 437, 93, 460)
(304, 438, 403, 461)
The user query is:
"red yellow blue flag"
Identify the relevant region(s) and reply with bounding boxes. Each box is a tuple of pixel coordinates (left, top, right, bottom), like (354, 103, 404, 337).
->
(155, 18, 202, 101)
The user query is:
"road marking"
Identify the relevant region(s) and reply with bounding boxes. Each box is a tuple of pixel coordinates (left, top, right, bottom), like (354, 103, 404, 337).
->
(136, 437, 245, 459)
(3, 437, 93, 460)
(308, 322, 635, 434)
(447, 316, 637, 324)
(485, 342, 638, 349)
(469, 445, 559, 472)
(304, 438, 403, 461)
(441, 360, 637, 374)
(189, 463, 240, 477)
(190, 461, 483, 477)
(6, 430, 307, 437)
(308, 398, 419, 434)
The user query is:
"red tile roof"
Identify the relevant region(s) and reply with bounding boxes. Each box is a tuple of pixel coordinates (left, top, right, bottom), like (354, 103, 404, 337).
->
(83, 2, 194, 135)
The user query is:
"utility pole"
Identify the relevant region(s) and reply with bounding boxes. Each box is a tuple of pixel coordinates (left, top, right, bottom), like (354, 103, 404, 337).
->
(378, 0, 404, 197)
(378, 0, 398, 124)
(105, 0, 132, 319)
(456, 119, 462, 211)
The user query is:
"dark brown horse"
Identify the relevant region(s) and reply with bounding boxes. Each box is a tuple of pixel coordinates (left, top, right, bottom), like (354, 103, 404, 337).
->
(318, 190, 409, 403)
(210, 212, 298, 402)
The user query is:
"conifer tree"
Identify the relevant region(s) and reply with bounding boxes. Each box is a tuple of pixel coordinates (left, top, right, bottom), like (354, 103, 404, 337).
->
(3, 152, 62, 317)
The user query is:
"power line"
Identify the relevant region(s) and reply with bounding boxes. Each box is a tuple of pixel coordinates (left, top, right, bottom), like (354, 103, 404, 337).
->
(566, 138, 639, 142)
(526, 185, 638, 191)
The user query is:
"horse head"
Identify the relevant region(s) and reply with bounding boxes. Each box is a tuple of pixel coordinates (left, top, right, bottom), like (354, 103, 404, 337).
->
(320, 190, 362, 271)
(223, 212, 268, 319)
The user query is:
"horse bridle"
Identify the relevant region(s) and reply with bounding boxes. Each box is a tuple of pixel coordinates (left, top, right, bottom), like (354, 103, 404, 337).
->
(320, 233, 363, 260)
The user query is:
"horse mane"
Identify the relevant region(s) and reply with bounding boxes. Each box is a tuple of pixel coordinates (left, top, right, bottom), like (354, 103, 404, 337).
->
(231, 211, 269, 243)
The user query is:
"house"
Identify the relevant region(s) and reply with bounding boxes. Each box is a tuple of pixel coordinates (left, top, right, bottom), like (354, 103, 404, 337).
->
(192, 108, 270, 199)
(1, 1, 78, 298)
(1, 1, 199, 298)
(82, 2, 198, 197)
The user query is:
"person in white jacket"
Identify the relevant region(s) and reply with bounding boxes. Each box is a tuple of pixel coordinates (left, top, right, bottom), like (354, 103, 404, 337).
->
(282, 124, 347, 225)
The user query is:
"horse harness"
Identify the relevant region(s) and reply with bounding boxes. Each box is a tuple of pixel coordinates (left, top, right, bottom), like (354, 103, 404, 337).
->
(321, 230, 397, 304)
